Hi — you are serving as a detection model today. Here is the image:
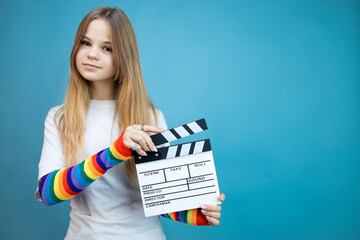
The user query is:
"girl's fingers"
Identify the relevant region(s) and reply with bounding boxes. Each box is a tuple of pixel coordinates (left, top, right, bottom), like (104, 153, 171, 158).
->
(201, 204, 221, 213)
(134, 125, 162, 151)
(201, 193, 225, 226)
(133, 124, 164, 134)
(139, 130, 158, 152)
(123, 127, 143, 151)
(206, 216, 220, 226)
(123, 125, 165, 153)
(201, 210, 221, 219)
(131, 132, 151, 152)
(219, 193, 225, 202)
(132, 141, 147, 156)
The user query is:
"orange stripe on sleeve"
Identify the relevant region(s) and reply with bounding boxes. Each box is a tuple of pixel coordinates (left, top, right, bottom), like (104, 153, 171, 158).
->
(92, 154, 106, 174)
(192, 209, 198, 225)
(58, 169, 73, 199)
(87, 155, 103, 177)
(62, 168, 77, 196)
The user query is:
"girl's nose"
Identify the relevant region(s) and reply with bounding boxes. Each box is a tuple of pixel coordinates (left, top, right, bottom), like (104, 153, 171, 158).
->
(88, 47, 99, 60)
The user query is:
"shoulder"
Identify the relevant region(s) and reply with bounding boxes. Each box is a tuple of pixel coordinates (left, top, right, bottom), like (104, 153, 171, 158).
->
(46, 104, 64, 119)
(154, 108, 166, 122)
(44, 104, 64, 126)
(151, 108, 167, 130)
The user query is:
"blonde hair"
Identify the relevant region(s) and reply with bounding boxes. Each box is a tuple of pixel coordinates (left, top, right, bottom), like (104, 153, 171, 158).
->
(55, 6, 157, 182)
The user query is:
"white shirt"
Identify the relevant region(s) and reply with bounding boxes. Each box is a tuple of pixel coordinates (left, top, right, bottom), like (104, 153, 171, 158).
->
(35, 100, 167, 240)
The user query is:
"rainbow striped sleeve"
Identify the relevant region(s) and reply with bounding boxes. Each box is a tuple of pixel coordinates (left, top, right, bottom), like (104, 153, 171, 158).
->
(38, 131, 132, 206)
(161, 208, 209, 226)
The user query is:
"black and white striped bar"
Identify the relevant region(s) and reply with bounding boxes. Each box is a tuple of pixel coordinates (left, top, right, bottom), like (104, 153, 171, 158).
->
(150, 118, 208, 146)
(134, 139, 212, 164)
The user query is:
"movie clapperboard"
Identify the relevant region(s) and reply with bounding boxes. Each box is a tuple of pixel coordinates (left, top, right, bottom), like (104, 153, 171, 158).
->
(133, 118, 221, 217)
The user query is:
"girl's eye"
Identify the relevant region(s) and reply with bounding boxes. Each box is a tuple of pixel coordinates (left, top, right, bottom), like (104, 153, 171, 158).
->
(104, 46, 112, 52)
(81, 41, 91, 46)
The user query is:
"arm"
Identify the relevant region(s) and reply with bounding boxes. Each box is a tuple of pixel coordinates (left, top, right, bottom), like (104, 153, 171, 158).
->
(38, 122, 164, 206)
(38, 131, 132, 206)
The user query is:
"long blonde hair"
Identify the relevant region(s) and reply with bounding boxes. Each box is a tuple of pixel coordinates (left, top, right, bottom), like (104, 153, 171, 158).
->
(55, 6, 157, 182)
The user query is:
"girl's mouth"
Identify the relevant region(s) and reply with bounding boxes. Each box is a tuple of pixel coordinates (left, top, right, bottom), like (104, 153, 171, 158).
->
(84, 63, 99, 69)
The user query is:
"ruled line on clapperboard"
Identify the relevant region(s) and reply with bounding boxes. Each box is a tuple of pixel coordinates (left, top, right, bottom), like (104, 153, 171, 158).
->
(142, 174, 215, 194)
(144, 185, 216, 199)
(146, 192, 217, 206)
(142, 175, 215, 191)
(139, 160, 212, 175)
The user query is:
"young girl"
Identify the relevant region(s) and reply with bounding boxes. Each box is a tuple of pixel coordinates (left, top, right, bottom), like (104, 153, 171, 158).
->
(34, 6, 225, 239)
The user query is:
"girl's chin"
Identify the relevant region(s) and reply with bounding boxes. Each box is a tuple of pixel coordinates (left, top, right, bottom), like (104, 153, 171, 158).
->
(84, 78, 115, 84)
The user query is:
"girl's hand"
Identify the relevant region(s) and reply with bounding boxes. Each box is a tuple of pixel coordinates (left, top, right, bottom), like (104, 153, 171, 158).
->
(201, 193, 225, 226)
(123, 124, 165, 156)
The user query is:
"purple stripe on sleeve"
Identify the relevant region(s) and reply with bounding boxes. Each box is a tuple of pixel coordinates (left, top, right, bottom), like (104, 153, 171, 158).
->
(66, 166, 82, 193)
(96, 149, 107, 172)
(99, 150, 111, 170)
(40, 173, 51, 206)
(70, 165, 87, 190)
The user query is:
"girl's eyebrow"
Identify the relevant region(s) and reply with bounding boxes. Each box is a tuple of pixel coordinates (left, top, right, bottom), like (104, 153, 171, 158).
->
(82, 35, 91, 41)
(83, 35, 112, 45)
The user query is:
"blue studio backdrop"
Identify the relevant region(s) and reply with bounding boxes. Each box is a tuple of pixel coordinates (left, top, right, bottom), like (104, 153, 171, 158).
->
(0, 0, 359, 239)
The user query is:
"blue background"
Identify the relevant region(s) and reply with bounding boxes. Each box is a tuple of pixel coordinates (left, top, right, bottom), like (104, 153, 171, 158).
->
(0, 0, 359, 239)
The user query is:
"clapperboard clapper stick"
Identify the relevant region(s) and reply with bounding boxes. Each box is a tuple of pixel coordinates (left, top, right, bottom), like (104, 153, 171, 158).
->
(133, 118, 221, 217)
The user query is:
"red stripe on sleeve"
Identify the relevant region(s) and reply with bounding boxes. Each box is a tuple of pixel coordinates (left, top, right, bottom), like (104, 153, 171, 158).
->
(114, 131, 132, 158)
(173, 212, 178, 222)
(196, 209, 209, 226)
(91, 154, 106, 174)
(62, 168, 77, 196)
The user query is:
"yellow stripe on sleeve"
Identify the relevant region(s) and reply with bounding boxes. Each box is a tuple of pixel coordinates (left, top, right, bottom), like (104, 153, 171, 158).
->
(187, 209, 193, 225)
(169, 212, 176, 221)
(87, 155, 104, 178)
(109, 144, 128, 160)
(84, 156, 98, 180)
(57, 169, 73, 199)
(53, 169, 68, 200)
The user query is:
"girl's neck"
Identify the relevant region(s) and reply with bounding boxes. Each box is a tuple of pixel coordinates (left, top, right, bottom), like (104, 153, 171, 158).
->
(90, 81, 116, 100)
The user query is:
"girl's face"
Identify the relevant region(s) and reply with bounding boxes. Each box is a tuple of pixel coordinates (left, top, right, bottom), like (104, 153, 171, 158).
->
(76, 19, 116, 85)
